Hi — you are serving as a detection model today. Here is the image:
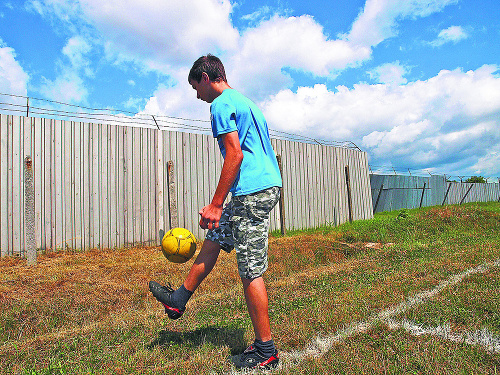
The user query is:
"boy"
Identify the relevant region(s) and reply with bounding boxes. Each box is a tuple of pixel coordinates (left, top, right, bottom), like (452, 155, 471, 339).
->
(149, 54, 282, 370)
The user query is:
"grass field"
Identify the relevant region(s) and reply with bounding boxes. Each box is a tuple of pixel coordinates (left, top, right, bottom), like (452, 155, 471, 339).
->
(1, 202, 499, 374)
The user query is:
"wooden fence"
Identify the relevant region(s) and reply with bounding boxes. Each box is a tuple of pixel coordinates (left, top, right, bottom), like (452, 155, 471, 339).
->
(0, 114, 373, 257)
(370, 174, 500, 213)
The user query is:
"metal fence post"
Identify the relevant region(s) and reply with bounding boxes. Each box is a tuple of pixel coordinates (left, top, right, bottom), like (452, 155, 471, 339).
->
(345, 166, 353, 223)
(24, 156, 36, 265)
(373, 183, 383, 213)
(442, 182, 452, 206)
(460, 184, 474, 205)
(419, 182, 427, 208)
(276, 155, 286, 235)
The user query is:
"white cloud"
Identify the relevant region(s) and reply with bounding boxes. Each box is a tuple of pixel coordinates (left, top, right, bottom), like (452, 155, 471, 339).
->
(0, 39, 29, 96)
(140, 69, 209, 122)
(261, 65, 500, 174)
(429, 25, 469, 47)
(37, 36, 93, 103)
(241, 6, 273, 23)
(346, 0, 459, 47)
(368, 62, 410, 85)
(471, 147, 500, 177)
(77, 0, 238, 70)
(123, 96, 143, 111)
(27, 0, 463, 109)
(227, 15, 371, 100)
(26, 0, 45, 16)
(62, 35, 93, 77)
(39, 71, 88, 103)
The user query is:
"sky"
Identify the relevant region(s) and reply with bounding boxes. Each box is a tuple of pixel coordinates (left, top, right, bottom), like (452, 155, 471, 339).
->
(1, 0, 499, 180)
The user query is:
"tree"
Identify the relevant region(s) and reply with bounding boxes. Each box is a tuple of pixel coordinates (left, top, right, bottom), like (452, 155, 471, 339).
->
(465, 176, 486, 183)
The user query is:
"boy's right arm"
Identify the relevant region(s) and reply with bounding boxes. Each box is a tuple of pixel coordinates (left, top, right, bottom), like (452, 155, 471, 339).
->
(199, 131, 243, 230)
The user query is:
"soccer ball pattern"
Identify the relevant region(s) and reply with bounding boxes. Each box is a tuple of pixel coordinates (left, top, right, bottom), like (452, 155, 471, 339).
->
(161, 228, 197, 263)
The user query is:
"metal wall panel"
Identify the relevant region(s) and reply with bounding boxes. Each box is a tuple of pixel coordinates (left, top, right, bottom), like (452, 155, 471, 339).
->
(1, 114, 374, 256)
(371, 174, 500, 213)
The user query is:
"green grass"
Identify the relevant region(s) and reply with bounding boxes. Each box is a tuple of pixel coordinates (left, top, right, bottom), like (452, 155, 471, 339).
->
(1, 202, 499, 374)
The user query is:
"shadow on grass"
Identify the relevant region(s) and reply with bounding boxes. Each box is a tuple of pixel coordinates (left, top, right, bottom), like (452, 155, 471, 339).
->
(148, 325, 247, 354)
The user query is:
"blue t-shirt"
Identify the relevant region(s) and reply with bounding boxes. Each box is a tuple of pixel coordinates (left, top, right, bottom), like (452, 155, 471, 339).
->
(210, 89, 282, 196)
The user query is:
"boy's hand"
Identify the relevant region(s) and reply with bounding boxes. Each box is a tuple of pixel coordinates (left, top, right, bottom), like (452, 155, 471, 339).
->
(199, 204, 223, 230)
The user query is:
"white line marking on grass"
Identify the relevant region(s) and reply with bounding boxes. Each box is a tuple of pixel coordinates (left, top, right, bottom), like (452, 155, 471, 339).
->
(279, 258, 500, 370)
(387, 319, 500, 354)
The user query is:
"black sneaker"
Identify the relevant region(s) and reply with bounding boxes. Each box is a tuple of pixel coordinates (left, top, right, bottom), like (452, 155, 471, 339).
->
(230, 344, 279, 370)
(148, 281, 184, 320)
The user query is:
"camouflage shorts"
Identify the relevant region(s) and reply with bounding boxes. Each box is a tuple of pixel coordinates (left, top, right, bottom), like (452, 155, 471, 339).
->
(206, 186, 280, 279)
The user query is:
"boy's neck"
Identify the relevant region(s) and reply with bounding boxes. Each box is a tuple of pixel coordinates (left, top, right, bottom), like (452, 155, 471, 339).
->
(210, 80, 231, 101)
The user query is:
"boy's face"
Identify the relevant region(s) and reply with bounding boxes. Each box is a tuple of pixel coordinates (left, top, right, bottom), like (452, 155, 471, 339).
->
(189, 73, 213, 103)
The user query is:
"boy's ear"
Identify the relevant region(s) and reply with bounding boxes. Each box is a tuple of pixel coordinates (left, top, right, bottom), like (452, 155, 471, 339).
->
(201, 72, 210, 83)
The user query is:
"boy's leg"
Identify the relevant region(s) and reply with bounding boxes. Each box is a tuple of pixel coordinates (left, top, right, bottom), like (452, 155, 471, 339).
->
(231, 275, 279, 369)
(241, 276, 271, 342)
(150, 200, 233, 317)
(183, 239, 221, 292)
(149, 239, 221, 319)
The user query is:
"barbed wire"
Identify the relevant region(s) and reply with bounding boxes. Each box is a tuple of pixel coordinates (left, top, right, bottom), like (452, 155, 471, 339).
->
(2, 93, 497, 182)
(0, 92, 360, 150)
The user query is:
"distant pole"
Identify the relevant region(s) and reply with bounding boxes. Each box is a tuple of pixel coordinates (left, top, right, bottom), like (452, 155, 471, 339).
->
(24, 156, 36, 265)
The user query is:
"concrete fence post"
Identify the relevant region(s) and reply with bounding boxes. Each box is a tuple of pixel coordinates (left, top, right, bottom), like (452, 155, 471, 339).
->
(157, 130, 164, 244)
(24, 156, 36, 265)
(167, 161, 178, 229)
(276, 155, 286, 235)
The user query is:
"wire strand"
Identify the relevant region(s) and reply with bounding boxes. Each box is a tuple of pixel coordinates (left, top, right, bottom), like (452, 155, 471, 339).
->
(1, 91, 358, 149)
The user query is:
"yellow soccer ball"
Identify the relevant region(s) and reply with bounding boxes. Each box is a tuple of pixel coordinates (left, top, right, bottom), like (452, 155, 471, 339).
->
(161, 228, 197, 263)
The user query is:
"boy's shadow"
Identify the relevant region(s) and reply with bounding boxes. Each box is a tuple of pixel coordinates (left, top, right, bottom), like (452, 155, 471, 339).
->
(148, 325, 246, 355)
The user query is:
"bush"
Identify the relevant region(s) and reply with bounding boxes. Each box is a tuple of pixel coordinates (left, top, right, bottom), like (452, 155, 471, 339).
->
(465, 176, 486, 183)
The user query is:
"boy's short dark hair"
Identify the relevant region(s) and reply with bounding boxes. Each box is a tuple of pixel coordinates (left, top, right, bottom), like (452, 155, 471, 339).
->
(188, 54, 227, 83)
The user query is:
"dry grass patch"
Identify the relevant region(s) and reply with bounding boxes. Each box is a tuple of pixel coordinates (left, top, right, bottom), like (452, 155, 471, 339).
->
(1, 203, 499, 374)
